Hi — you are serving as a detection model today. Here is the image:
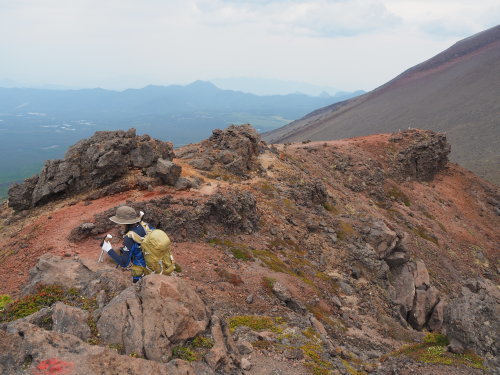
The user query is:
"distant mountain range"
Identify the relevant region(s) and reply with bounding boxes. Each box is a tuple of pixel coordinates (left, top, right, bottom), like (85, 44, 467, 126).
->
(264, 25, 500, 185)
(0, 81, 362, 198)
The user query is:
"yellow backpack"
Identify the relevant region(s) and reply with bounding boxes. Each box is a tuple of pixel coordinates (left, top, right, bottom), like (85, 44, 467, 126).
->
(126, 222, 175, 277)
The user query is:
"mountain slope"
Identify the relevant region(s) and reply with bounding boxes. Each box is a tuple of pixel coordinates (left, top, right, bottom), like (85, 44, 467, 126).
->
(264, 25, 500, 184)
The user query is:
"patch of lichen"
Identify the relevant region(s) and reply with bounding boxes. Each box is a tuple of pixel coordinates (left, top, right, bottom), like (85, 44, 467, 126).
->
(386, 333, 485, 370)
(228, 315, 286, 334)
(107, 343, 125, 354)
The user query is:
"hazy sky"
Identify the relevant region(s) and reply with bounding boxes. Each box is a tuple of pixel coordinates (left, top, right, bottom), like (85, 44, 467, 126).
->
(0, 0, 498, 92)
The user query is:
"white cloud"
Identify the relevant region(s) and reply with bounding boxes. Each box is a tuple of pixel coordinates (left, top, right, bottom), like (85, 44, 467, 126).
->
(0, 0, 497, 91)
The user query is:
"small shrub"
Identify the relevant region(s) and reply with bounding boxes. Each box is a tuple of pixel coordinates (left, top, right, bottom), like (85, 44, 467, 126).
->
(172, 345, 197, 362)
(192, 336, 214, 349)
(0, 285, 65, 322)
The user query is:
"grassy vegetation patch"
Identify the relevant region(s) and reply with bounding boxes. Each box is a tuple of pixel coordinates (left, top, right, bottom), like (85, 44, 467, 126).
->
(323, 203, 339, 214)
(387, 185, 411, 207)
(228, 315, 286, 334)
(0, 285, 66, 322)
(0, 295, 13, 310)
(171, 335, 215, 362)
(0, 284, 104, 346)
(412, 226, 439, 245)
(209, 238, 254, 261)
(262, 276, 276, 293)
(387, 333, 485, 370)
(255, 181, 278, 197)
(268, 238, 302, 253)
(336, 221, 357, 241)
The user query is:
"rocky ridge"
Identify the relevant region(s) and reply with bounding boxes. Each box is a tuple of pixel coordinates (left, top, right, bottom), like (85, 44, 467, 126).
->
(0, 125, 498, 375)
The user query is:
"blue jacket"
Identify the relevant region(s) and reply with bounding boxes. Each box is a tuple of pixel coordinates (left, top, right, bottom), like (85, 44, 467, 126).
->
(107, 223, 152, 281)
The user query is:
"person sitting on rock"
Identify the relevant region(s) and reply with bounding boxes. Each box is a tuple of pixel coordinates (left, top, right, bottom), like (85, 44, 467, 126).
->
(101, 205, 151, 283)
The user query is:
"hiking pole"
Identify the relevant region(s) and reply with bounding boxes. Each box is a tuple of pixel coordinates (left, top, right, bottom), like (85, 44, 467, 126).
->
(98, 234, 113, 263)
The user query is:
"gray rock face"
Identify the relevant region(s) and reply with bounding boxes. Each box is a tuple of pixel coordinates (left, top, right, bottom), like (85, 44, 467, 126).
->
(98, 274, 209, 362)
(271, 282, 306, 313)
(52, 302, 91, 341)
(22, 254, 131, 298)
(389, 260, 442, 331)
(152, 158, 182, 185)
(444, 278, 500, 370)
(291, 180, 329, 207)
(364, 220, 398, 259)
(8, 129, 178, 211)
(1, 321, 192, 375)
(182, 124, 265, 176)
(393, 129, 451, 181)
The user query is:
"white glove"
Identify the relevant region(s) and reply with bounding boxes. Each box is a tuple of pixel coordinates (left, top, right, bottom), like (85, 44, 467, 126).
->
(101, 241, 113, 253)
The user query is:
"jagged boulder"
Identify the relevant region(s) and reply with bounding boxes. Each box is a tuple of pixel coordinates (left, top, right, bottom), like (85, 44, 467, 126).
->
(97, 274, 210, 361)
(389, 260, 443, 331)
(444, 278, 500, 370)
(364, 220, 399, 259)
(391, 129, 451, 181)
(8, 129, 179, 211)
(291, 179, 329, 207)
(1, 321, 194, 375)
(52, 302, 91, 341)
(181, 124, 265, 176)
(149, 158, 182, 185)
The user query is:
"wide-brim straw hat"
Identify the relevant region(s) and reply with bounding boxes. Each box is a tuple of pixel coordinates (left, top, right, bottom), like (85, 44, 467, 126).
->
(109, 206, 141, 225)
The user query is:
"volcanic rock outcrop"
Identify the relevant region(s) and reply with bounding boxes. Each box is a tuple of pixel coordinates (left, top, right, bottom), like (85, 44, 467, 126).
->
(177, 124, 265, 177)
(390, 129, 451, 181)
(8, 129, 180, 211)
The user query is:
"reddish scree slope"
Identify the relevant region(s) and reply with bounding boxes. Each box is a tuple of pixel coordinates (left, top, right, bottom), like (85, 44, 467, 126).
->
(264, 25, 500, 185)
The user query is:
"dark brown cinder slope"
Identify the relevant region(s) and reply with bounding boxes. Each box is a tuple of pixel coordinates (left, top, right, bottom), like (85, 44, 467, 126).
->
(264, 25, 500, 184)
